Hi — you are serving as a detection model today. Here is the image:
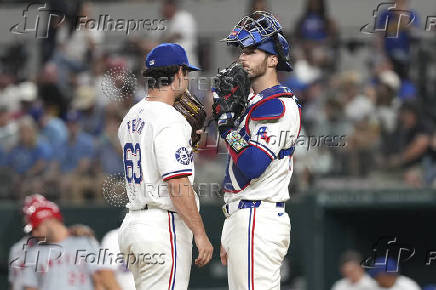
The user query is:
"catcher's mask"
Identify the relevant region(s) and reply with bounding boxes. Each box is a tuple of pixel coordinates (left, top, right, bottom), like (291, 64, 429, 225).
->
(222, 11, 292, 72)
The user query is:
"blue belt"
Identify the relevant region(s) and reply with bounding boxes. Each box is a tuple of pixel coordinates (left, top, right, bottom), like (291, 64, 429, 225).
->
(237, 200, 285, 209)
(277, 146, 295, 159)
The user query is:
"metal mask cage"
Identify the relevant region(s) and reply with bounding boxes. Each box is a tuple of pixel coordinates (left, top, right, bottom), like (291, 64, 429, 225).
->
(221, 11, 283, 46)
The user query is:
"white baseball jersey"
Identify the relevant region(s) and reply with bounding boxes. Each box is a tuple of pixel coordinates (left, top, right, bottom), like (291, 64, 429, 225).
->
(331, 274, 377, 290)
(118, 98, 196, 211)
(377, 276, 421, 290)
(20, 236, 106, 290)
(101, 228, 135, 290)
(9, 236, 30, 290)
(223, 85, 301, 204)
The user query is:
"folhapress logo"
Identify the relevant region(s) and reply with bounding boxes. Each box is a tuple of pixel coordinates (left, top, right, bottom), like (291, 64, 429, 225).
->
(10, 2, 65, 39)
(361, 1, 436, 37)
(360, 2, 415, 38)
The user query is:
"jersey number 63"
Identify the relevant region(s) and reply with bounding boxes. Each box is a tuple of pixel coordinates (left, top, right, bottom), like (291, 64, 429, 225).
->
(123, 143, 143, 184)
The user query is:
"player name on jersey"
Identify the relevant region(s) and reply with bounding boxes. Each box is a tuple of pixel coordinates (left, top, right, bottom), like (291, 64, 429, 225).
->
(126, 116, 145, 135)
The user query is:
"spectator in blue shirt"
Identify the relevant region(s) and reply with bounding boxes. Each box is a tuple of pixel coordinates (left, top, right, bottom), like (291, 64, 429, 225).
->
(93, 110, 124, 203)
(7, 117, 52, 174)
(97, 111, 123, 176)
(58, 111, 94, 173)
(32, 105, 68, 156)
(376, 0, 419, 79)
(57, 111, 97, 203)
(7, 117, 53, 199)
(294, 0, 338, 69)
(0, 146, 5, 167)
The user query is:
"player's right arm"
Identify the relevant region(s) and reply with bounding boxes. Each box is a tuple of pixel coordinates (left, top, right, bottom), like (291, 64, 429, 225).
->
(154, 121, 213, 267)
(167, 176, 213, 267)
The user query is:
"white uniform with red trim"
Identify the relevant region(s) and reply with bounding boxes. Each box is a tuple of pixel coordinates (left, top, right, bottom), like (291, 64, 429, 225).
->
(9, 236, 30, 290)
(20, 236, 106, 290)
(221, 85, 301, 290)
(118, 98, 197, 290)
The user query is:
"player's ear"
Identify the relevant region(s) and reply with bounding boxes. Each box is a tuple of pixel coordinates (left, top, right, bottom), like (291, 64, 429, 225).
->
(268, 55, 278, 68)
(175, 66, 184, 81)
(174, 66, 184, 89)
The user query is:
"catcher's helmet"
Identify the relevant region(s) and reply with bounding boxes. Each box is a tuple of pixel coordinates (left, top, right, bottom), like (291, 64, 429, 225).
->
(222, 11, 292, 71)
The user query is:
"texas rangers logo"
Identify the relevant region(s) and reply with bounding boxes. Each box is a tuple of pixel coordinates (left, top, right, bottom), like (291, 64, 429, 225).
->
(256, 126, 271, 143)
(175, 147, 192, 165)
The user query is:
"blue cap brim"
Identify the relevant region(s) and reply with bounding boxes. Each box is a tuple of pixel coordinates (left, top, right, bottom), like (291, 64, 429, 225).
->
(186, 64, 200, 71)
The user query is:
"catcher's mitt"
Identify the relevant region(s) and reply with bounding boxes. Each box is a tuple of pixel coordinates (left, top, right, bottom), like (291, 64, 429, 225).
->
(212, 62, 250, 122)
(174, 90, 206, 148)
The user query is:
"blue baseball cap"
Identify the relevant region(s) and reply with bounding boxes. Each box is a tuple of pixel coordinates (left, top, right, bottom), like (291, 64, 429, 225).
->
(368, 257, 400, 278)
(145, 43, 200, 71)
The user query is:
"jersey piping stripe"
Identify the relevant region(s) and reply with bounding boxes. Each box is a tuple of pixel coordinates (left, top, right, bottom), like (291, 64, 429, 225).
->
(162, 169, 192, 178)
(162, 169, 192, 181)
(251, 208, 256, 290)
(297, 106, 302, 137)
(171, 212, 177, 290)
(245, 92, 294, 135)
(251, 99, 286, 121)
(247, 207, 256, 290)
(168, 212, 176, 290)
(228, 159, 241, 191)
(224, 183, 250, 193)
(249, 140, 276, 159)
(247, 208, 252, 290)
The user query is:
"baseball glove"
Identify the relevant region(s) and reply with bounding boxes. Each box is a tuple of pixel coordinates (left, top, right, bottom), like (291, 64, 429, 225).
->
(174, 90, 207, 148)
(212, 62, 251, 133)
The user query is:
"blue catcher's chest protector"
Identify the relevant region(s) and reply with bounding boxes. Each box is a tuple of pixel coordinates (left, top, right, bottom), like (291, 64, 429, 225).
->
(240, 85, 300, 160)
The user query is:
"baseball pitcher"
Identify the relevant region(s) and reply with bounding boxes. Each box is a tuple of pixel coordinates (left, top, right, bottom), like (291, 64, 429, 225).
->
(117, 43, 213, 290)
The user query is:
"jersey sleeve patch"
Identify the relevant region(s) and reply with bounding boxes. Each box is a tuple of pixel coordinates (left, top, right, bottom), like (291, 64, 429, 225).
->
(250, 98, 285, 121)
(175, 147, 193, 165)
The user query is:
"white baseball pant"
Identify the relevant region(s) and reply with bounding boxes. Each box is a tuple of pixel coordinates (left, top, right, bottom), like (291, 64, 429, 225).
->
(221, 204, 290, 290)
(118, 208, 193, 290)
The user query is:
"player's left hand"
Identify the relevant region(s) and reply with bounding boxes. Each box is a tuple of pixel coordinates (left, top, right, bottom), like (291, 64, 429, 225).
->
(220, 245, 227, 266)
(212, 101, 237, 137)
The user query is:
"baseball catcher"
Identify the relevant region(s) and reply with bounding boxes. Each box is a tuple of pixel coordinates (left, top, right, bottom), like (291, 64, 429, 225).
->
(212, 11, 302, 290)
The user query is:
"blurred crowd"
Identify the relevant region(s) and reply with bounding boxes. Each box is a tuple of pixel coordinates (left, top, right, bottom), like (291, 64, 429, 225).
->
(330, 250, 436, 290)
(284, 0, 436, 190)
(0, 0, 435, 202)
